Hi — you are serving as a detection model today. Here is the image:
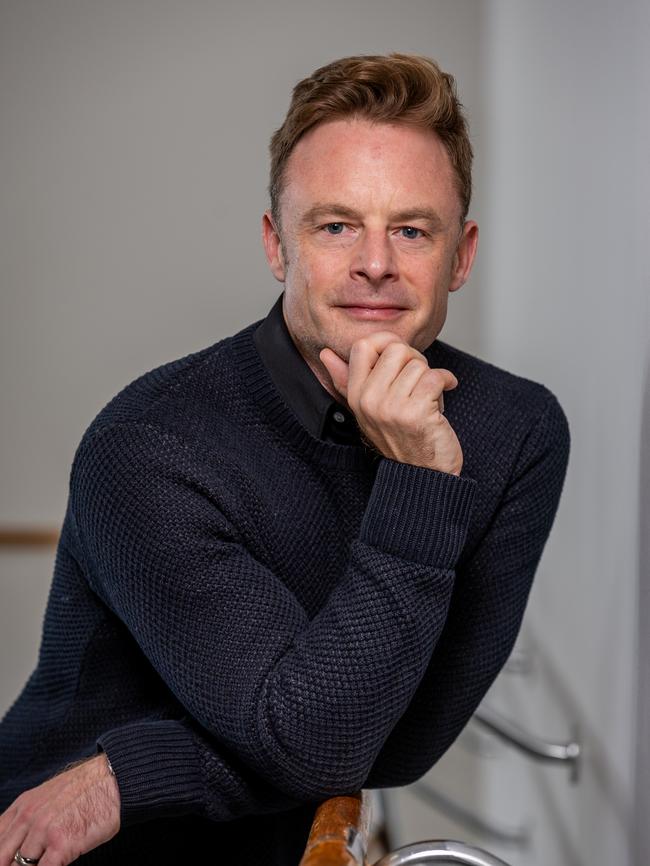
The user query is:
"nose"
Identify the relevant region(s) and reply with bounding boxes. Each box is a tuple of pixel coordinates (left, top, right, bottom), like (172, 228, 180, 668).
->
(351, 227, 398, 285)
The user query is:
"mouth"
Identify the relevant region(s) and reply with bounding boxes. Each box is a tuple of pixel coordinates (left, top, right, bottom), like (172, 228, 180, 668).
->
(337, 305, 407, 320)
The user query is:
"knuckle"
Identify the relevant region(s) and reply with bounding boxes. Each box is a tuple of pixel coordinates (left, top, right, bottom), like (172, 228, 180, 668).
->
(351, 336, 370, 355)
(407, 356, 426, 369)
(15, 802, 35, 824)
(410, 359, 429, 377)
(45, 823, 68, 850)
(34, 810, 54, 835)
(347, 396, 361, 417)
(383, 341, 406, 357)
(358, 393, 374, 416)
(14, 791, 32, 812)
(426, 368, 445, 388)
(374, 402, 393, 424)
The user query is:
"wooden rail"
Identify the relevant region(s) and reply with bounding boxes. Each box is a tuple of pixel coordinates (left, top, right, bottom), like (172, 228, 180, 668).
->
(299, 792, 371, 866)
(0, 526, 60, 548)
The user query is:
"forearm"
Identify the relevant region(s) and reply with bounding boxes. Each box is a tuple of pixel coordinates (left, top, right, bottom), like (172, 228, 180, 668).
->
(97, 717, 305, 827)
(246, 459, 476, 797)
(366, 392, 571, 788)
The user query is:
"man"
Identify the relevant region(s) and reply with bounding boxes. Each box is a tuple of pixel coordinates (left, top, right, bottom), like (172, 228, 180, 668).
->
(0, 53, 570, 865)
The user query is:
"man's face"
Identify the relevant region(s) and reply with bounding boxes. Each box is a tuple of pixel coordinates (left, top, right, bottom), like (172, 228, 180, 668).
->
(262, 117, 478, 379)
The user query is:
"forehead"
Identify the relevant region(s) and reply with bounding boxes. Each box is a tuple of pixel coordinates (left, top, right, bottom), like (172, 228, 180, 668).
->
(281, 117, 461, 224)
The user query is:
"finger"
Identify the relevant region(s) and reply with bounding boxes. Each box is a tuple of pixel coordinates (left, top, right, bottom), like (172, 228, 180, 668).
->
(410, 368, 454, 413)
(362, 342, 425, 394)
(387, 357, 433, 402)
(350, 329, 408, 353)
(413, 366, 458, 394)
(319, 348, 349, 399)
(0, 819, 30, 866)
(38, 853, 66, 866)
(444, 371, 459, 390)
(15, 812, 49, 866)
(347, 331, 409, 408)
(15, 843, 48, 866)
(35, 842, 67, 866)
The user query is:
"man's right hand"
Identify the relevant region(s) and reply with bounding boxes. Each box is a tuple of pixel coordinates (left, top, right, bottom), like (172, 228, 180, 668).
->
(320, 331, 464, 476)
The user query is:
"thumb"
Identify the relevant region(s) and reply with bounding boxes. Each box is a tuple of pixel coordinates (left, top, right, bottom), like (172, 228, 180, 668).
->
(320, 347, 349, 399)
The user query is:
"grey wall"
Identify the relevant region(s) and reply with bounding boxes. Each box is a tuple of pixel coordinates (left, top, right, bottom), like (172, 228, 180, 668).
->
(637, 356, 650, 865)
(0, 0, 483, 716)
(0, 0, 483, 528)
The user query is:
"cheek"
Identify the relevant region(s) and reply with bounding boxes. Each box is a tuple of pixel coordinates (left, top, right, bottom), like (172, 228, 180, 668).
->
(402, 254, 442, 290)
(289, 246, 346, 295)
(413, 248, 454, 285)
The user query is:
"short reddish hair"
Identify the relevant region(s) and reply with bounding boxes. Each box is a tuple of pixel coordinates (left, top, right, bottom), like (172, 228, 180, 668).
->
(269, 52, 473, 230)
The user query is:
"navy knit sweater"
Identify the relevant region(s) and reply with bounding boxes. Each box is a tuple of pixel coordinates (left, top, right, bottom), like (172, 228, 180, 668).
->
(0, 316, 570, 864)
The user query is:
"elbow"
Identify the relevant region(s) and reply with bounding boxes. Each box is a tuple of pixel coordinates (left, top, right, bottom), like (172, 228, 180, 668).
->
(255, 732, 371, 802)
(281, 772, 367, 803)
(253, 678, 375, 801)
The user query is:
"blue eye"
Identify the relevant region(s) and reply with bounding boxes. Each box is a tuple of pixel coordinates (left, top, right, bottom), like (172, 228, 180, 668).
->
(325, 223, 345, 234)
(400, 226, 423, 239)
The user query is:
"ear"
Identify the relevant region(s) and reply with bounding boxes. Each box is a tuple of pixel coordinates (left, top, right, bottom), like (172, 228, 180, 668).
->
(449, 220, 479, 292)
(262, 210, 286, 282)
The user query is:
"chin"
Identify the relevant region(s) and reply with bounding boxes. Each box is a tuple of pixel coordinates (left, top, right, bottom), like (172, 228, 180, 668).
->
(347, 318, 409, 339)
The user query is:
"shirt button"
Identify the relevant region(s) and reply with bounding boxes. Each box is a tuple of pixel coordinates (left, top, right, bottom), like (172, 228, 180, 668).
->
(333, 410, 346, 423)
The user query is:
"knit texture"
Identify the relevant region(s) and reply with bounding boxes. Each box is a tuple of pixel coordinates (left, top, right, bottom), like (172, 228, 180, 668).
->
(0, 318, 570, 864)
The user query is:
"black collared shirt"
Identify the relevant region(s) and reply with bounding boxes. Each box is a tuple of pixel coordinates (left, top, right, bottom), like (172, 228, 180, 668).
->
(253, 292, 363, 446)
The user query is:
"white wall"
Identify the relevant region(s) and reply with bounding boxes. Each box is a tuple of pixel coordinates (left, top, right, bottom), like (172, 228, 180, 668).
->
(379, 2, 648, 864)
(477, 1, 649, 863)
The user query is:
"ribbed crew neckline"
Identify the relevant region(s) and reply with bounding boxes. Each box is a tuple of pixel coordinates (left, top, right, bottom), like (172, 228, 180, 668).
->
(230, 319, 378, 471)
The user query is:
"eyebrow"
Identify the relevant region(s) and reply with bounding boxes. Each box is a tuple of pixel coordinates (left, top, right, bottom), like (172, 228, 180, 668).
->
(299, 203, 445, 232)
(298, 204, 361, 227)
(390, 208, 445, 231)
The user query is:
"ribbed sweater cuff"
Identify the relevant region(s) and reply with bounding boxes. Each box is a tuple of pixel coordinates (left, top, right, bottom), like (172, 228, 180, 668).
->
(97, 720, 205, 827)
(360, 459, 477, 567)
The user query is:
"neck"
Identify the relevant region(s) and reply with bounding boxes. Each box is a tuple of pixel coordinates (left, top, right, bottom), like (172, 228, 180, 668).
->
(305, 355, 349, 409)
(281, 298, 350, 409)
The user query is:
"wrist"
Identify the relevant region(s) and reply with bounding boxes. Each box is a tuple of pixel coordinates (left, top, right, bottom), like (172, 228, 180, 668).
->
(360, 457, 477, 566)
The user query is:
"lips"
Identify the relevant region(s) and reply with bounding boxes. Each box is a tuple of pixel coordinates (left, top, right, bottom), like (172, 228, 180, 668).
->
(339, 304, 406, 309)
(338, 305, 406, 320)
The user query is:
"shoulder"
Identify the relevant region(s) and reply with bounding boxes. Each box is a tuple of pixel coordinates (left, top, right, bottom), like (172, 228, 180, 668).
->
(77, 335, 236, 450)
(69, 334, 247, 521)
(70, 317, 275, 492)
(429, 339, 570, 488)
(431, 337, 569, 430)
(68, 323, 266, 507)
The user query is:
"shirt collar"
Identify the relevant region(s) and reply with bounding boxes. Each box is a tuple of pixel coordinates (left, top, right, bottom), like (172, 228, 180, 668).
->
(253, 291, 360, 443)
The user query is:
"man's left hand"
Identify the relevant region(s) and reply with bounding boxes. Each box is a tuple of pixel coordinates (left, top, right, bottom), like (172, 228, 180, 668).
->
(0, 754, 120, 866)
